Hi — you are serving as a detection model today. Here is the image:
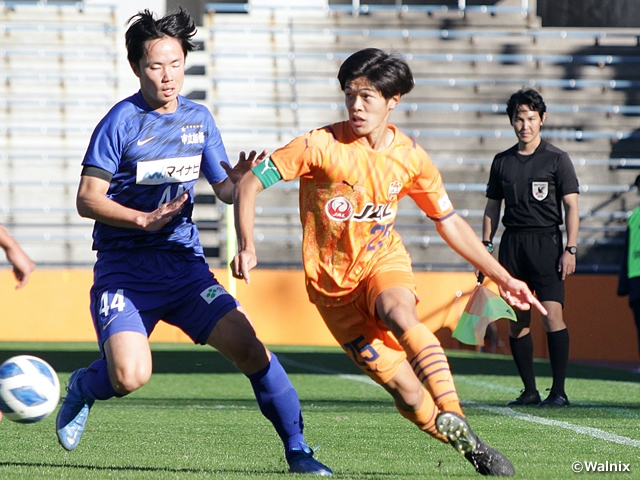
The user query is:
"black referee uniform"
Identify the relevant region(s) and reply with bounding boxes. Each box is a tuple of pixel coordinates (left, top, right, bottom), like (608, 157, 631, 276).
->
(487, 139, 580, 303)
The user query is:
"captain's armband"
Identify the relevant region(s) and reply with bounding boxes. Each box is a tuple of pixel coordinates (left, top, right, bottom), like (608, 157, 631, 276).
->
(251, 157, 282, 189)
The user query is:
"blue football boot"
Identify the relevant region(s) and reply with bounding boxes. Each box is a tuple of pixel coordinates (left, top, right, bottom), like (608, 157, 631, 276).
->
(56, 368, 94, 451)
(287, 444, 333, 476)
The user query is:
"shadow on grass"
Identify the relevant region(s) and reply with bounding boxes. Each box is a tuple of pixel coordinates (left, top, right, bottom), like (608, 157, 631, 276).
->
(0, 345, 638, 384)
(0, 461, 283, 476)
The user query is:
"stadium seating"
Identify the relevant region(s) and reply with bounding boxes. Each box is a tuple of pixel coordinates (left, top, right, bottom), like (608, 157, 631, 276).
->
(203, 1, 640, 271)
(2, 1, 640, 272)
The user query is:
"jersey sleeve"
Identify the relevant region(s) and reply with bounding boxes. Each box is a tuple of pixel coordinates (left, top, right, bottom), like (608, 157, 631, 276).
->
(199, 114, 230, 184)
(81, 107, 128, 175)
(406, 150, 455, 220)
(556, 152, 580, 197)
(485, 155, 504, 200)
(269, 128, 328, 181)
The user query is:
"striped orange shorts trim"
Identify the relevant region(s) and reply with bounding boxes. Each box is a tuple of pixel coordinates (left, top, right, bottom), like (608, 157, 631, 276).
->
(315, 260, 418, 385)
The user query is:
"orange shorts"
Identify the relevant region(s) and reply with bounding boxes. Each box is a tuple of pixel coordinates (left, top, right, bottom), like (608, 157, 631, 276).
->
(315, 258, 417, 385)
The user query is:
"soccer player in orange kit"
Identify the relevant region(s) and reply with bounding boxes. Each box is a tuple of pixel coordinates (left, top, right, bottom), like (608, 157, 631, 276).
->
(232, 48, 547, 477)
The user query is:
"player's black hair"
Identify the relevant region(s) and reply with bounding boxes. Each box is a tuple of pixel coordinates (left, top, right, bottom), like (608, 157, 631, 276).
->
(506, 88, 547, 123)
(125, 8, 197, 66)
(337, 48, 414, 100)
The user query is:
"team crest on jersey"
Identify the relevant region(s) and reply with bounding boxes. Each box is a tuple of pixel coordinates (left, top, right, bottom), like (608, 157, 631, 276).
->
(181, 124, 205, 145)
(325, 196, 354, 221)
(532, 182, 548, 201)
(388, 181, 402, 198)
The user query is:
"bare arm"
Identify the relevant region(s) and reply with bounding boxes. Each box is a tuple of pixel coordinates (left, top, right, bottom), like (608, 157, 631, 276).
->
(482, 198, 502, 243)
(214, 149, 269, 204)
(559, 192, 579, 280)
(77, 175, 188, 231)
(436, 213, 547, 314)
(0, 225, 35, 289)
(231, 171, 265, 283)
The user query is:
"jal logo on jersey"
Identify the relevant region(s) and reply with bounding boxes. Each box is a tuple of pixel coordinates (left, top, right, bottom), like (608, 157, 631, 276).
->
(325, 197, 354, 221)
(325, 196, 395, 223)
(532, 182, 548, 201)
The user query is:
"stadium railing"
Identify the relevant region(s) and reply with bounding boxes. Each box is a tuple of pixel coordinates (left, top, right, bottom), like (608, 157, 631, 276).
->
(211, 75, 640, 91)
(208, 26, 640, 47)
(212, 100, 640, 116)
(204, 2, 532, 17)
(210, 50, 640, 67)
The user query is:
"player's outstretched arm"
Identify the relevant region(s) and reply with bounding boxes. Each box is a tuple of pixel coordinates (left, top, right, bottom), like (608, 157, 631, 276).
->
(231, 171, 265, 283)
(0, 225, 35, 289)
(215, 150, 269, 204)
(77, 175, 188, 231)
(435, 213, 547, 315)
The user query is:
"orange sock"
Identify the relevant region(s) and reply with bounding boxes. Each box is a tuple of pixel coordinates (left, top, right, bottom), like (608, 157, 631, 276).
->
(395, 388, 447, 443)
(399, 323, 464, 416)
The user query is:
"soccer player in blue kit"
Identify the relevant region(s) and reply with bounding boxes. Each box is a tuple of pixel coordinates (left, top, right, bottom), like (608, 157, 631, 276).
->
(55, 9, 332, 476)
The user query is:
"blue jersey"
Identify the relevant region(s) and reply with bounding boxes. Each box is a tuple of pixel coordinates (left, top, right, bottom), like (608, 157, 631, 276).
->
(82, 92, 229, 254)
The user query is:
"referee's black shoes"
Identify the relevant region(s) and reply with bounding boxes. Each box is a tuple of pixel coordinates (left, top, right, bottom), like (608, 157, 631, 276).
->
(538, 391, 570, 407)
(506, 390, 541, 406)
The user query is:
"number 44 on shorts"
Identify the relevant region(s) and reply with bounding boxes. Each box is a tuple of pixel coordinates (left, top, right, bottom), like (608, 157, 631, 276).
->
(99, 289, 125, 317)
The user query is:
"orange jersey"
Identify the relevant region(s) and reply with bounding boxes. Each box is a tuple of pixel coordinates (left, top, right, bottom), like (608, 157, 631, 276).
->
(270, 121, 455, 306)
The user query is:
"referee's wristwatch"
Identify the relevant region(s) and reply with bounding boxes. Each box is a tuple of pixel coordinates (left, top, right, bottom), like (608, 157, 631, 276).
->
(482, 240, 494, 254)
(565, 246, 577, 255)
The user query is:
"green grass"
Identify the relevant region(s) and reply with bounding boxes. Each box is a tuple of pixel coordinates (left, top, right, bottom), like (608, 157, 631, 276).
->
(0, 342, 639, 479)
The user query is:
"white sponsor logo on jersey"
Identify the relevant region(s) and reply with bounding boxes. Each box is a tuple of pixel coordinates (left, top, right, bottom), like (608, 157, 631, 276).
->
(200, 284, 227, 304)
(137, 137, 155, 146)
(532, 182, 548, 201)
(325, 196, 354, 221)
(438, 194, 452, 212)
(136, 155, 201, 185)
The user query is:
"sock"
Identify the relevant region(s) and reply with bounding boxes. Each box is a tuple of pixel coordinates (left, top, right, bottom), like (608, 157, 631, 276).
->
(398, 323, 463, 416)
(247, 353, 306, 460)
(509, 333, 537, 393)
(547, 329, 569, 396)
(396, 387, 447, 443)
(77, 359, 120, 401)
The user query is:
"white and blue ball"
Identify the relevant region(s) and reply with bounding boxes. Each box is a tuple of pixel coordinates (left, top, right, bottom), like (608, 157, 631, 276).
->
(0, 355, 60, 423)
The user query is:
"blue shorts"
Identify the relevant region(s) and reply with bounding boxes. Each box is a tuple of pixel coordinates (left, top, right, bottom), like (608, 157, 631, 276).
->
(89, 249, 239, 355)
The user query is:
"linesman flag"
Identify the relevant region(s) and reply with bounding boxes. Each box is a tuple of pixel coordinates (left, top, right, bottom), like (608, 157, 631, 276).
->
(452, 282, 517, 346)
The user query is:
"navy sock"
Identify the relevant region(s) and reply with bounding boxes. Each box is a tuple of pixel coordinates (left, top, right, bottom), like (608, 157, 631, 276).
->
(509, 333, 537, 393)
(77, 359, 120, 401)
(247, 353, 306, 460)
(547, 329, 570, 396)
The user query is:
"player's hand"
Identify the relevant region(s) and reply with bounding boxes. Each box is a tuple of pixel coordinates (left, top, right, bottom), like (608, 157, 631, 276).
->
(142, 192, 189, 231)
(231, 250, 257, 284)
(6, 247, 35, 289)
(498, 277, 548, 316)
(558, 251, 576, 281)
(222, 149, 268, 184)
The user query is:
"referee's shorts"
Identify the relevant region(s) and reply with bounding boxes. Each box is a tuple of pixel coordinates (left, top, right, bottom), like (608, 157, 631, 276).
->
(498, 227, 564, 305)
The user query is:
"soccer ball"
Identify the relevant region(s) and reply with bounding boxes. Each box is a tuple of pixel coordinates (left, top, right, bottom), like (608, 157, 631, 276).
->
(0, 355, 60, 423)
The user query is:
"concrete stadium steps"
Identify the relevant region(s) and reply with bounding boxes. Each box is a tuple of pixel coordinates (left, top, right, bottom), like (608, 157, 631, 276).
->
(0, 2, 117, 25)
(0, 3, 120, 266)
(201, 6, 640, 270)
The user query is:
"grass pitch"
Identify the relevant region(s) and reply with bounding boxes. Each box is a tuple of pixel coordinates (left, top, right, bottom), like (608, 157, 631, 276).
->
(0, 342, 639, 479)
